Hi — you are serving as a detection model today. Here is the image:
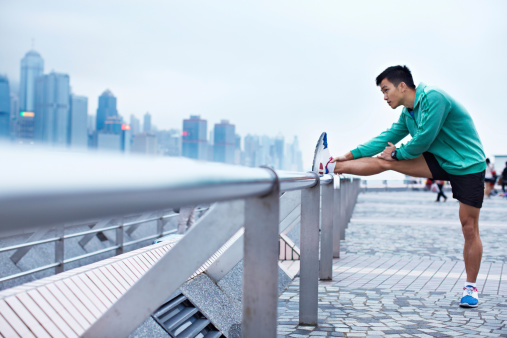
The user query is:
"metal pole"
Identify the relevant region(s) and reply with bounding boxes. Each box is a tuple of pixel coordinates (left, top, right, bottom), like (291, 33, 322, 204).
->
(339, 178, 347, 240)
(299, 172, 320, 326)
(55, 225, 64, 274)
(242, 168, 280, 338)
(157, 216, 164, 239)
(320, 176, 334, 280)
(116, 218, 124, 256)
(333, 177, 342, 258)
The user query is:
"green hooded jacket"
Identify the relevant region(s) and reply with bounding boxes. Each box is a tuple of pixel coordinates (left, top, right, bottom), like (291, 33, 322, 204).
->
(350, 83, 486, 175)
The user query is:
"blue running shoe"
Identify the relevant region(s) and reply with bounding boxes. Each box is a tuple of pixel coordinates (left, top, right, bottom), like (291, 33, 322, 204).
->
(312, 132, 333, 176)
(459, 285, 479, 308)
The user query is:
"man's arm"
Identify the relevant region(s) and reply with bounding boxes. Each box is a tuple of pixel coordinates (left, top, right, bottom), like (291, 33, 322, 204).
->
(332, 114, 409, 162)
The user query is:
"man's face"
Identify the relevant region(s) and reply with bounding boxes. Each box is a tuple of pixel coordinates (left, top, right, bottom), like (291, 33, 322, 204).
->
(380, 78, 403, 109)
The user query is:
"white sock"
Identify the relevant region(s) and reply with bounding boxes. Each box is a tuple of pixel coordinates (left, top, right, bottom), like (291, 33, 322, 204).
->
(464, 282, 477, 288)
(326, 158, 336, 174)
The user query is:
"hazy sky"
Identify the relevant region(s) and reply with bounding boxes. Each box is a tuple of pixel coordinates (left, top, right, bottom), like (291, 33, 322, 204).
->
(1, 1, 506, 175)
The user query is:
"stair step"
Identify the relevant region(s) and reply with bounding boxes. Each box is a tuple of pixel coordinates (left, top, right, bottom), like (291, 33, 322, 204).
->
(203, 331, 223, 338)
(165, 307, 199, 332)
(156, 294, 187, 322)
(177, 318, 210, 337)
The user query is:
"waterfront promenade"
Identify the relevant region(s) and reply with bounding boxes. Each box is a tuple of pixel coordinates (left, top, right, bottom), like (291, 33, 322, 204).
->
(277, 191, 507, 337)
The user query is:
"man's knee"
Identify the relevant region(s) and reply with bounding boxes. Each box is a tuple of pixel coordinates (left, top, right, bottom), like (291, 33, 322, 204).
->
(461, 219, 479, 241)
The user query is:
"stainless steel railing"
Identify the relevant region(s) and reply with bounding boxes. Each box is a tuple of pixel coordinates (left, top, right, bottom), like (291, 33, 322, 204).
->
(0, 208, 210, 284)
(0, 146, 361, 337)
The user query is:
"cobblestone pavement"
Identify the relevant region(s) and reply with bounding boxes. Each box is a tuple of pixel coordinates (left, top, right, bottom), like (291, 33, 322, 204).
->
(277, 191, 507, 337)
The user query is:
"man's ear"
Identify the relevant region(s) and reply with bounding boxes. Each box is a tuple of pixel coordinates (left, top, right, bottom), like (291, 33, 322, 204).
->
(398, 81, 407, 93)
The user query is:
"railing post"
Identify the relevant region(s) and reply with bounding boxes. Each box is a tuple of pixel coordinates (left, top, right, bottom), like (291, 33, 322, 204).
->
(157, 216, 164, 239)
(242, 169, 280, 338)
(55, 225, 64, 274)
(339, 177, 347, 240)
(320, 176, 334, 280)
(333, 177, 342, 258)
(116, 218, 124, 256)
(299, 172, 320, 326)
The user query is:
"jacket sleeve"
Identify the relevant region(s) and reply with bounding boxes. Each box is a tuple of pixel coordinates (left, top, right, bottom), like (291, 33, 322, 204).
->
(396, 91, 451, 160)
(350, 114, 409, 159)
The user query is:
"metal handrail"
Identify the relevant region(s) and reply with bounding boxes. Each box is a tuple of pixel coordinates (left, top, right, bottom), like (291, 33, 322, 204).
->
(0, 146, 362, 337)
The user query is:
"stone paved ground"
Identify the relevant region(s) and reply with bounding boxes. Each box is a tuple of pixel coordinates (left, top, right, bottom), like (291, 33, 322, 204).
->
(277, 191, 507, 337)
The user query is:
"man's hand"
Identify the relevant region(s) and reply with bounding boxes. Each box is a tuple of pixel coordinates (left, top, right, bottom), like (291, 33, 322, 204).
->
(377, 142, 396, 161)
(330, 151, 354, 163)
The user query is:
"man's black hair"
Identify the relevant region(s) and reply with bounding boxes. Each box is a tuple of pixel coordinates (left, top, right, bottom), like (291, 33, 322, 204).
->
(376, 65, 416, 89)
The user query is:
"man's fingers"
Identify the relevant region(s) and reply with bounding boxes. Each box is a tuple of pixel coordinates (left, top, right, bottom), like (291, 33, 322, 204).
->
(388, 142, 395, 147)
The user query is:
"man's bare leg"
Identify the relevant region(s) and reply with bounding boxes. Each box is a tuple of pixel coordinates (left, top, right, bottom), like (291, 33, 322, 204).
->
(459, 202, 482, 283)
(334, 155, 433, 179)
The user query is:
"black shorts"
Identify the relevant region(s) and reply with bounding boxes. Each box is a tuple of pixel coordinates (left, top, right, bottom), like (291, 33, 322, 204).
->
(423, 152, 485, 208)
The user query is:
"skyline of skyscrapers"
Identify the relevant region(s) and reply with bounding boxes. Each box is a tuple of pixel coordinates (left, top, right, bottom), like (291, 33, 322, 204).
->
(0, 48, 303, 171)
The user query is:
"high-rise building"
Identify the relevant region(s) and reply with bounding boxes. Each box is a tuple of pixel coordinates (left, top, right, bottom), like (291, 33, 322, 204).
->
(17, 112, 35, 144)
(287, 136, 303, 171)
(19, 50, 44, 112)
(34, 72, 70, 145)
(130, 114, 140, 135)
(243, 134, 260, 167)
(143, 112, 151, 132)
(96, 90, 117, 131)
(0, 76, 10, 140)
(10, 93, 19, 140)
(69, 95, 88, 148)
(213, 120, 235, 164)
(156, 129, 181, 156)
(273, 135, 285, 169)
(132, 132, 157, 155)
(182, 115, 208, 160)
(96, 124, 130, 153)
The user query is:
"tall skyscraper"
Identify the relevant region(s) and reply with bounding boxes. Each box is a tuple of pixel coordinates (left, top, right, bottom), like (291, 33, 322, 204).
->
(143, 112, 151, 132)
(130, 114, 140, 135)
(69, 94, 88, 148)
(273, 135, 285, 169)
(19, 50, 44, 112)
(96, 90, 117, 131)
(213, 120, 235, 163)
(10, 93, 19, 139)
(0, 76, 10, 139)
(182, 115, 207, 160)
(34, 72, 70, 145)
(243, 134, 260, 167)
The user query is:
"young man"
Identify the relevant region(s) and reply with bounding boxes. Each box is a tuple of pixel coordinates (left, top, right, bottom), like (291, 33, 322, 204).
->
(313, 65, 486, 308)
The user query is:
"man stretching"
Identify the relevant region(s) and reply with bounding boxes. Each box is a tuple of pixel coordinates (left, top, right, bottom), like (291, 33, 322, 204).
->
(313, 65, 486, 308)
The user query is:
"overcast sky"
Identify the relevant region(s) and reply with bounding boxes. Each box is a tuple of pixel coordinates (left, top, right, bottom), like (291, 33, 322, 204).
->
(1, 1, 506, 176)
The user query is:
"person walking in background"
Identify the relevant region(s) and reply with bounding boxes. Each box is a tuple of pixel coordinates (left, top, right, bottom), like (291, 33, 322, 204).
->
(484, 158, 495, 198)
(501, 161, 507, 193)
(435, 180, 447, 202)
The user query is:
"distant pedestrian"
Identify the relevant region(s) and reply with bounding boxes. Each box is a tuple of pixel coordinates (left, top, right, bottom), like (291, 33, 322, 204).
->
(177, 206, 196, 234)
(501, 162, 507, 193)
(485, 158, 495, 198)
(435, 180, 447, 202)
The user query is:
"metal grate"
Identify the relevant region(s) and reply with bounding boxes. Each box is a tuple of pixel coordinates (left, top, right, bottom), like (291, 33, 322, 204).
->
(153, 291, 224, 338)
